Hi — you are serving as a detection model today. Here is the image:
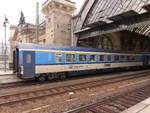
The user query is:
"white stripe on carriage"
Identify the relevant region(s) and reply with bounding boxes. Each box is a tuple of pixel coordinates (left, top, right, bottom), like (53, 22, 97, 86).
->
(35, 62, 143, 74)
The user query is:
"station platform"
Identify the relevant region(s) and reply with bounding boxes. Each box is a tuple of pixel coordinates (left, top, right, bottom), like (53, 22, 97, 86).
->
(0, 70, 24, 84)
(0, 70, 13, 75)
(121, 97, 150, 113)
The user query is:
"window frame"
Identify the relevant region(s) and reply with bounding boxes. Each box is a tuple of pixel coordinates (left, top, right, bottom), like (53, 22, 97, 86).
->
(66, 54, 75, 63)
(107, 55, 112, 61)
(127, 56, 130, 61)
(120, 55, 125, 61)
(131, 56, 136, 61)
(79, 54, 87, 62)
(90, 55, 96, 62)
(114, 55, 119, 61)
(99, 55, 105, 61)
(55, 53, 62, 63)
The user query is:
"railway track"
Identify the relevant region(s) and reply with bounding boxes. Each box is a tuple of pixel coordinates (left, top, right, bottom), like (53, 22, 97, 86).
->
(0, 69, 149, 90)
(0, 80, 38, 89)
(0, 70, 150, 107)
(66, 85, 150, 113)
(0, 69, 149, 89)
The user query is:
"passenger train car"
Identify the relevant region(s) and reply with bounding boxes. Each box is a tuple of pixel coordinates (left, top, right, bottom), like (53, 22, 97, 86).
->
(13, 43, 150, 81)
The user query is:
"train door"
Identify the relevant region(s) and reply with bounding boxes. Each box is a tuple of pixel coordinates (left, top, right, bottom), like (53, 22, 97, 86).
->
(23, 51, 35, 78)
(13, 48, 19, 73)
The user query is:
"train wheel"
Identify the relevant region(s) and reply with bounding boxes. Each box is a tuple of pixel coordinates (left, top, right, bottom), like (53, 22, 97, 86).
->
(38, 75, 46, 82)
(47, 74, 54, 80)
(59, 73, 66, 80)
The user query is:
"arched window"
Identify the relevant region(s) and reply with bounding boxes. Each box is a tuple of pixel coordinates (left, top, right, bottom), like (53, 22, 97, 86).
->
(77, 35, 113, 50)
(97, 35, 113, 50)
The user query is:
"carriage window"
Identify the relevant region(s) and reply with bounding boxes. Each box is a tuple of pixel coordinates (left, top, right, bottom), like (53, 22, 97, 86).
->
(26, 54, 32, 63)
(99, 55, 104, 61)
(107, 55, 112, 61)
(131, 56, 136, 61)
(128, 56, 132, 61)
(90, 55, 96, 62)
(79, 54, 86, 62)
(120, 56, 125, 60)
(66, 54, 75, 62)
(135, 56, 138, 61)
(127, 56, 130, 60)
(114, 56, 119, 61)
(55, 53, 62, 63)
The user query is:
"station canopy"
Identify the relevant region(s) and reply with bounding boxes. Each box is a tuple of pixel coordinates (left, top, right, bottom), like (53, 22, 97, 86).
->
(75, 0, 150, 37)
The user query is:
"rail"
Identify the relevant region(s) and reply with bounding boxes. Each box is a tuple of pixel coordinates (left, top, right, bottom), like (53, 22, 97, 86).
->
(0, 70, 150, 106)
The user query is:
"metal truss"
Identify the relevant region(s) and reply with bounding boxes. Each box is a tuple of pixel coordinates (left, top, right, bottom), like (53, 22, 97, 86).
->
(74, 0, 150, 39)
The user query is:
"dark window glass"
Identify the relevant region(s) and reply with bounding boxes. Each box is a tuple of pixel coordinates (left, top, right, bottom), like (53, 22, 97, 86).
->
(107, 55, 112, 61)
(99, 55, 104, 61)
(120, 56, 125, 60)
(129, 56, 133, 60)
(135, 56, 138, 61)
(114, 56, 119, 61)
(66, 54, 75, 62)
(131, 56, 136, 61)
(79, 54, 86, 62)
(55, 53, 62, 63)
(127, 56, 136, 61)
(90, 55, 96, 62)
(127, 56, 130, 60)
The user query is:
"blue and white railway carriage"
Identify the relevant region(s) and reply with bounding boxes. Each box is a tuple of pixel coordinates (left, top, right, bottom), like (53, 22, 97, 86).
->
(14, 44, 150, 80)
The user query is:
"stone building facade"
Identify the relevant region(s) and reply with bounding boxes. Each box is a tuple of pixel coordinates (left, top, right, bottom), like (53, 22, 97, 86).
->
(42, 0, 76, 46)
(9, 0, 76, 47)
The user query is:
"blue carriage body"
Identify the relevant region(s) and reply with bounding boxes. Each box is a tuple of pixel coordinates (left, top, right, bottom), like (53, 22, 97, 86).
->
(14, 43, 150, 79)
